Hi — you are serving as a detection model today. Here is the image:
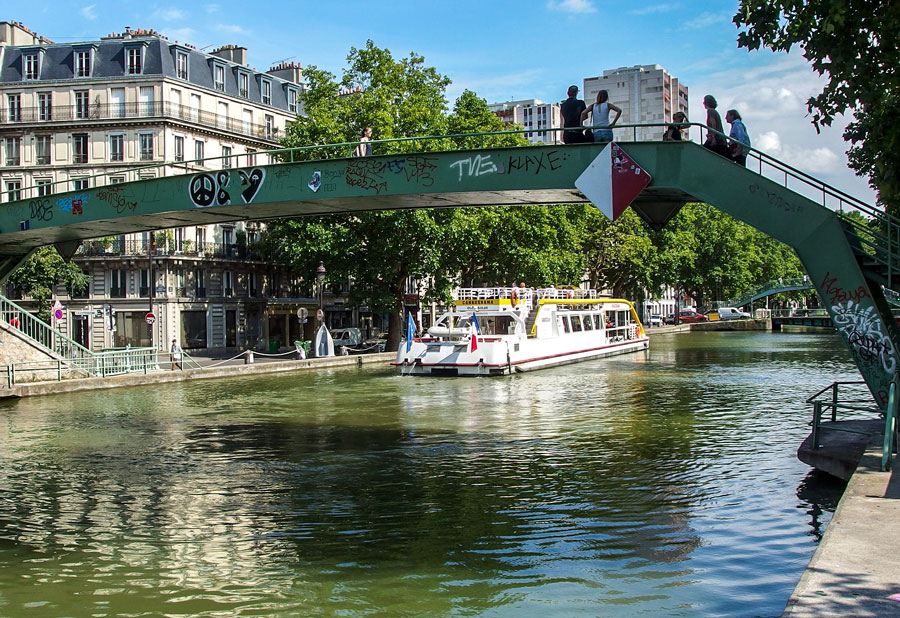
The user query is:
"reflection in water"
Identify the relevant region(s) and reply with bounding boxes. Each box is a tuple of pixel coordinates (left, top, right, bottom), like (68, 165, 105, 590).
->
(0, 331, 852, 616)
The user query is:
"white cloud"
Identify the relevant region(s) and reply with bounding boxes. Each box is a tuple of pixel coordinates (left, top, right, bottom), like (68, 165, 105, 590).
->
(547, 0, 597, 14)
(629, 3, 680, 16)
(80, 4, 97, 20)
(215, 24, 249, 35)
(153, 8, 186, 21)
(163, 27, 197, 44)
(204, 3, 221, 13)
(682, 11, 732, 29)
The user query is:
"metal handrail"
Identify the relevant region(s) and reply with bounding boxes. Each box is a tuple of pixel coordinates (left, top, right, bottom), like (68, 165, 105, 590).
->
(807, 381, 883, 450)
(0, 294, 94, 361)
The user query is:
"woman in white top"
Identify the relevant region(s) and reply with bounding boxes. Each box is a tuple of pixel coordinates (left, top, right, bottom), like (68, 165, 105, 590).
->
(580, 90, 622, 143)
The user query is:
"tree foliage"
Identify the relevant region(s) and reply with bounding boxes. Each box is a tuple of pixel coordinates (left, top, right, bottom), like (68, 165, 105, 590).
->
(734, 1, 900, 210)
(8, 248, 89, 321)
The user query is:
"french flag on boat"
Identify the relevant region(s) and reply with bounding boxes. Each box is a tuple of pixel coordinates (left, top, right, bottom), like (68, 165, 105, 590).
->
(469, 320, 479, 353)
(406, 312, 417, 352)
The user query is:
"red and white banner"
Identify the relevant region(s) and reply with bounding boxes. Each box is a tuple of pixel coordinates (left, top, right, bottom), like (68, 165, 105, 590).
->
(574, 142, 652, 221)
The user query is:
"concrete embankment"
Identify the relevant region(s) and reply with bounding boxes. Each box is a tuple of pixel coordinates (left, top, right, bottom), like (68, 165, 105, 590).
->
(784, 445, 900, 616)
(3, 352, 397, 399)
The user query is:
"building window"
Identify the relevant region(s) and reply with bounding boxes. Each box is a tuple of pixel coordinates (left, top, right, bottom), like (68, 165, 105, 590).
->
(110, 270, 126, 298)
(194, 140, 204, 162)
(195, 227, 206, 252)
(110, 176, 125, 184)
(214, 64, 225, 92)
(221, 145, 232, 168)
(5, 181, 21, 202)
(176, 51, 188, 80)
(75, 50, 91, 77)
(181, 310, 207, 349)
(287, 88, 298, 113)
(5, 137, 21, 166)
(24, 53, 39, 80)
(35, 135, 51, 164)
(174, 135, 184, 162)
(109, 133, 124, 162)
(139, 132, 154, 161)
(195, 270, 206, 297)
(75, 91, 90, 120)
(38, 93, 52, 120)
(224, 271, 234, 297)
(261, 79, 271, 105)
(246, 149, 256, 167)
(73, 178, 89, 191)
(265, 114, 274, 138)
(36, 179, 52, 196)
(7, 94, 21, 122)
(127, 47, 142, 74)
(139, 269, 150, 297)
(72, 133, 88, 164)
(174, 269, 186, 295)
(239, 72, 249, 98)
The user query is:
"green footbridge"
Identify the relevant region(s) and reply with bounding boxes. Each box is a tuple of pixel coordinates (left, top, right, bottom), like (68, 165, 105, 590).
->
(2, 128, 899, 413)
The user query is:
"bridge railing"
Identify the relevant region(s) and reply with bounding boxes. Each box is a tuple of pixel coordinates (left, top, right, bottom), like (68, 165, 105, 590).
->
(0, 294, 94, 362)
(9, 121, 896, 287)
(724, 277, 814, 308)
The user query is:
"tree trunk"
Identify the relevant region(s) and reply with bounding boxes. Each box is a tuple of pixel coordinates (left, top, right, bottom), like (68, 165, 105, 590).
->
(386, 279, 406, 352)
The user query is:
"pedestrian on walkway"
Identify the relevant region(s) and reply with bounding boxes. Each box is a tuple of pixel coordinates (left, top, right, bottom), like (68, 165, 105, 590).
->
(702, 95, 730, 158)
(170, 338, 183, 370)
(353, 127, 373, 157)
(581, 90, 621, 143)
(725, 109, 751, 166)
(663, 111, 687, 141)
(560, 85, 589, 144)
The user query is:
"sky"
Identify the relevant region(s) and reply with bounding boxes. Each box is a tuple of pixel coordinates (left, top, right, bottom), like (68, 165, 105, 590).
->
(9, 0, 876, 203)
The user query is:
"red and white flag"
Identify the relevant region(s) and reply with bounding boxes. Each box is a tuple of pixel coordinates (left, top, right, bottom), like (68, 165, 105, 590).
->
(469, 321, 479, 353)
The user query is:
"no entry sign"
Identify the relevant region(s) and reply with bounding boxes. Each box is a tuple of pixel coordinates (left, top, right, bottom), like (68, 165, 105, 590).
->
(145, 312, 156, 325)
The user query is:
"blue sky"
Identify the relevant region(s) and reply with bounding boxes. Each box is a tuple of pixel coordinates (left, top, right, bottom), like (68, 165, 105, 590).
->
(11, 1, 875, 202)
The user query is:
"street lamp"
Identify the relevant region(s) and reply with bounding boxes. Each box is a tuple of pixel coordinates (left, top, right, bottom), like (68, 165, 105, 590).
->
(316, 261, 326, 325)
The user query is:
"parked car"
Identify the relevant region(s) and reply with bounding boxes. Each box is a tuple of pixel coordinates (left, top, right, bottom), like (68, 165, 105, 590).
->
(664, 313, 676, 325)
(677, 310, 709, 323)
(717, 307, 751, 320)
(331, 328, 363, 352)
(648, 315, 663, 327)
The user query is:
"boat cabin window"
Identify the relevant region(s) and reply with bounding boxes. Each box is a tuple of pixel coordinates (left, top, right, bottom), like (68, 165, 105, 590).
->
(593, 315, 602, 329)
(560, 316, 571, 333)
(584, 315, 594, 330)
(571, 315, 582, 331)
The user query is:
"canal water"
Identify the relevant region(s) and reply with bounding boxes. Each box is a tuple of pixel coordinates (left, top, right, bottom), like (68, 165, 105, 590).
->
(0, 331, 856, 617)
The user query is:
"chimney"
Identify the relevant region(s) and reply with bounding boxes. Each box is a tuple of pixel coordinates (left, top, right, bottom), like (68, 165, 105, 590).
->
(211, 44, 248, 66)
(266, 60, 303, 85)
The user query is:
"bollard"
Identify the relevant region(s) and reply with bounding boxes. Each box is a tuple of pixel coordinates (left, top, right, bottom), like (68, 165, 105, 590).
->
(245, 350, 254, 364)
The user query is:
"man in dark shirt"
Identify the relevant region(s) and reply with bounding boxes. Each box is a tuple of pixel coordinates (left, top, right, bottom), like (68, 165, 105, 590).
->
(560, 85, 588, 144)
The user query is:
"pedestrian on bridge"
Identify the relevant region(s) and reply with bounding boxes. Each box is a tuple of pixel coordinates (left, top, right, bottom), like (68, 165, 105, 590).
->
(581, 90, 621, 143)
(725, 109, 751, 167)
(560, 85, 589, 144)
(702, 95, 730, 158)
(663, 111, 687, 141)
(353, 127, 373, 157)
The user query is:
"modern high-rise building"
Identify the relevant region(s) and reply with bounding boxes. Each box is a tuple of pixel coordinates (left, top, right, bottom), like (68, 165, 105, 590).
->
(583, 64, 688, 142)
(0, 20, 342, 355)
(487, 99, 562, 144)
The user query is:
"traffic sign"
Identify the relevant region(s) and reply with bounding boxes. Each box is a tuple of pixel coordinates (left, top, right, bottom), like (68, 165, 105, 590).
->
(145, 312, 156, 325)
(54, 308, 63, 321)
(297, 307, 308, 319)
(574, 142, 652, 221)
(316, 308, 324, 321)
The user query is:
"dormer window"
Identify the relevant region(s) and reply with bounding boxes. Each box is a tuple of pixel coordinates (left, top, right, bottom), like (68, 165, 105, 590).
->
(213, 63, 226, 92)
(286, 87, 299, 113)
(261, 79, 271, 105)
(126, 46, 143, 74)
(176, 50, 188, 80)
(239, 72, 249, 98)
(23, 53, 39, 80)
(75, 49, 91, 77)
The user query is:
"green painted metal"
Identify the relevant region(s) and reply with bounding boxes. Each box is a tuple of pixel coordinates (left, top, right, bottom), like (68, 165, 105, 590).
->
(884, 379, 897, 471)
(1, 131, 899, 412)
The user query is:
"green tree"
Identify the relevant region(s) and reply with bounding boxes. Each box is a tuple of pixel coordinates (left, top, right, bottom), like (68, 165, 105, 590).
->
(8, 248, 89, 321)
(734, 1, 900, 210)
(582, 208, 657, 300)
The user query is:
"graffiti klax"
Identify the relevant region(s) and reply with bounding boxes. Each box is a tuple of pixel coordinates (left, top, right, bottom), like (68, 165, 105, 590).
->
(832, 299, 897, 375)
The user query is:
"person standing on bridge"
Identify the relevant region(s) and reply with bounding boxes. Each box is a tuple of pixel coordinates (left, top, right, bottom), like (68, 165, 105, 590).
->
(725, 109, 751, 167)
(353, 127, 373, 157)
(663, 111, 687, 141)
(560, 85, 589, 144)
(702, 95, 730, 158)
(581, 90, 621, 143)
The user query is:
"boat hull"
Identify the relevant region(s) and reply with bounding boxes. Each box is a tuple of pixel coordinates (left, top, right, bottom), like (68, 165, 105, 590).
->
(393, 335, 649, 376)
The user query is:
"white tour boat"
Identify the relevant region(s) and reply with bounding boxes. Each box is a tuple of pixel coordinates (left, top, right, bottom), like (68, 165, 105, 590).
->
(393, 287, 649, 376)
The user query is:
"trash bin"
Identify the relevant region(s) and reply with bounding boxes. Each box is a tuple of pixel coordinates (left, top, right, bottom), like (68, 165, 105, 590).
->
(268, 338, 279, 353)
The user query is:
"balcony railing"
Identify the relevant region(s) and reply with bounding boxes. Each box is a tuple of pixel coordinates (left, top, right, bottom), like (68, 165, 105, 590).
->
(0, 101, 281, 143)
(76, 240, 262, 260)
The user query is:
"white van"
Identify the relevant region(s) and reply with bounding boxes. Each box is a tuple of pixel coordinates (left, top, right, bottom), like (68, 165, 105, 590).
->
(717, 307, 751, 320)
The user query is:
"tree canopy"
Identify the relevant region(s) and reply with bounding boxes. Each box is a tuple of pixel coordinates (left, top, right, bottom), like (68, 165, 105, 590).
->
(734, 1, 900, 211)
(8, 248, 89, 321)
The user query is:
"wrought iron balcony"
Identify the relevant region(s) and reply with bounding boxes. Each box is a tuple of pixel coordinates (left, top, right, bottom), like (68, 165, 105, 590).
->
(0, 101, 282, 143)
(76, 240, 262, 260)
